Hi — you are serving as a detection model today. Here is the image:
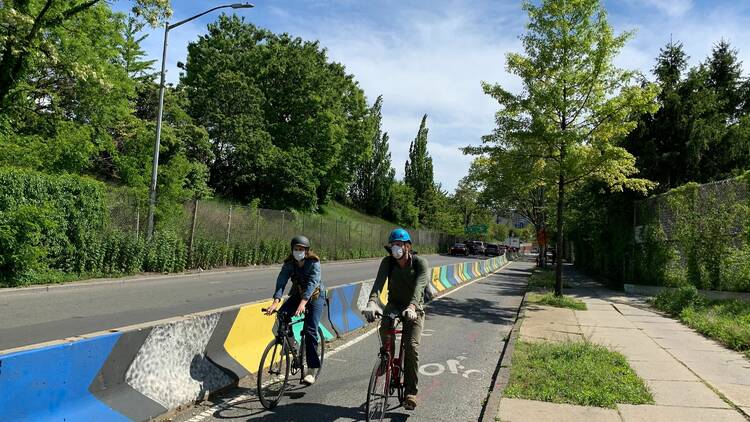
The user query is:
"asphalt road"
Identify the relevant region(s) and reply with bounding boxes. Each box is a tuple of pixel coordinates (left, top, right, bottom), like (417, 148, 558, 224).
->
(0, 254, 487, 351)
(171, 260, 532, 422)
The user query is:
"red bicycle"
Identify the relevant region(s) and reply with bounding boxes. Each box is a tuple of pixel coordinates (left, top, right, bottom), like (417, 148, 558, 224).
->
(365, 312, 405, 422)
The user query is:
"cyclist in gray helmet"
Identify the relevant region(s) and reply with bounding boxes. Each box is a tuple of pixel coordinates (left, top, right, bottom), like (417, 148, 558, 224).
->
(265, 235, 326, 385)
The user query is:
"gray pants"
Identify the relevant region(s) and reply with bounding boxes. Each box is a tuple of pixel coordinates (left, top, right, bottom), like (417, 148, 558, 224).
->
(379, 303, 425, 396)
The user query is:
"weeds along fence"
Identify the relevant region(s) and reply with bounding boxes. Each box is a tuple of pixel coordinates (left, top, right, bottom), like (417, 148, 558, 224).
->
(633, 174, 750, 292)
(108, 194, 458, 271)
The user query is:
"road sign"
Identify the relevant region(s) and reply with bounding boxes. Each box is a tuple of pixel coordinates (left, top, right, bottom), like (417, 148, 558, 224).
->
(464, 224, 488, 234)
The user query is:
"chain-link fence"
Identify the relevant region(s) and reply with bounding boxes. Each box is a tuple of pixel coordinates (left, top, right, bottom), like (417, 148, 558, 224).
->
(107, 192, 460, 270)
(635, 178, 749, 240)
(633, 175, 750, 291)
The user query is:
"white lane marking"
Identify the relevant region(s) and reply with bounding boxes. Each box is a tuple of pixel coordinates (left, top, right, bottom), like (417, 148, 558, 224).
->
(419, 363, 445, 376)
(183, 261, 513, 421)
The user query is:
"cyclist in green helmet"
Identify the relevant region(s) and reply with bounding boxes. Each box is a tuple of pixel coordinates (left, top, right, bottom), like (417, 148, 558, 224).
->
(363, 228, 428, 411)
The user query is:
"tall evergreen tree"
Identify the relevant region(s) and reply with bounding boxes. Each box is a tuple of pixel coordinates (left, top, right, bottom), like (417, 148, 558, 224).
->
(624, 40, 689, 189)
(350, 95, 395, 216)
(707, 40, 743, 116)
(404, 114, 434, 206)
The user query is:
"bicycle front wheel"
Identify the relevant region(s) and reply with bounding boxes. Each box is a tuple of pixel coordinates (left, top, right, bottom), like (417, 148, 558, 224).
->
(257, 338, 290, 409)
(366, 357, 390, 422)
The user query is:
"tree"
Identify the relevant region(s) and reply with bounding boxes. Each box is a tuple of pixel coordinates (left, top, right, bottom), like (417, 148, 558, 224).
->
(350, 95, 395, 216)
(384, 181, 419, 228)
(464, 155, 552, 266)
(480, 0, 658, 295)
(181, 16, 371, 210)
(119, 16, 156, 82)
(623, 40, 689, 190)
(404, 114, 435, 220)
(0, 0, 170, 107)
(453, 177, 481, 229)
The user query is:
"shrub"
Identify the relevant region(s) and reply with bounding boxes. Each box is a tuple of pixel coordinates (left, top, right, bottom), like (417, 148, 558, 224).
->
(652, 285, 703, 315)
(0, 167, 107, 285)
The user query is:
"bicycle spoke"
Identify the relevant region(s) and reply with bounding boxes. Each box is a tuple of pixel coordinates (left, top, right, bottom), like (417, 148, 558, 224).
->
(258, 340, 290, 409)
(366, 359, 389, 422)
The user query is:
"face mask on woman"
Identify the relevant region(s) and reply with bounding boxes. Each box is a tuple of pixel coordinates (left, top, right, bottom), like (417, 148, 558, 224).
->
(293, 250, 306, 261)
(391, 245, 404, 260)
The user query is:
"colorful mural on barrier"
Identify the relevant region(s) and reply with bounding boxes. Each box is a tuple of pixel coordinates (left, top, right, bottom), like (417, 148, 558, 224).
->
(0, 255, 511, 422)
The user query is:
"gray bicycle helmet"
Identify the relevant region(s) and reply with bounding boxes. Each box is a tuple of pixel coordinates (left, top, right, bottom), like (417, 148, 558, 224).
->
(291, 235, 310, 250)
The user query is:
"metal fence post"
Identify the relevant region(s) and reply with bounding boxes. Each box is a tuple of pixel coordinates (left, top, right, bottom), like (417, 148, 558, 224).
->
(334, 219, 338, 259)
(135, 198, 140, 236)
(224, 205, 232, 266)
(319, 217, 324, 256)
(255, 210, 260, 264)
(281, 210, 285, 239)
(188, 199, 198, 268)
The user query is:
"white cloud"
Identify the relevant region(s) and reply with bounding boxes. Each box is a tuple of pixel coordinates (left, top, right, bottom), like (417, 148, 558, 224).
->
(291, 2, 525, 191)
(632, 0, 694, 17)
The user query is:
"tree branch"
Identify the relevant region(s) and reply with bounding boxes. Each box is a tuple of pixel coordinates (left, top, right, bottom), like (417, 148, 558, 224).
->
(46, 0, 103, 27)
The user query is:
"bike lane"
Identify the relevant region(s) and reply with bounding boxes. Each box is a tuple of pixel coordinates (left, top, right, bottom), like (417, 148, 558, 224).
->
(172, 260, 532, 422)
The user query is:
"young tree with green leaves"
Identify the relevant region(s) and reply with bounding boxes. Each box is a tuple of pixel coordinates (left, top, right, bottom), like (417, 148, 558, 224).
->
(464, 155, 551, 266)
(481, 0, 658, 295)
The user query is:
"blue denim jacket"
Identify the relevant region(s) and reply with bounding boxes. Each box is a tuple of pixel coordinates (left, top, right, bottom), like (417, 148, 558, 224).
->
(273, 258, 325, 300)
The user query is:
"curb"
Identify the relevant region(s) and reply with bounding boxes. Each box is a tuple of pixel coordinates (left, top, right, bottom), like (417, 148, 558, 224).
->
(479, 282, 528, 422)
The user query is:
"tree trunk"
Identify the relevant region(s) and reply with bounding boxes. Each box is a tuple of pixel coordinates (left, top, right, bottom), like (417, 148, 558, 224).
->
(555, 170, 565, 296)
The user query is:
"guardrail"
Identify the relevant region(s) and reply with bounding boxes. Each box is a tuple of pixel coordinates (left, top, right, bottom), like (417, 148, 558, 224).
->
(0, 255, 510, 421)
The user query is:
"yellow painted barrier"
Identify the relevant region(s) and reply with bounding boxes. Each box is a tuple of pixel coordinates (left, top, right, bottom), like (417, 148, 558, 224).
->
(379, 279, 389, 305)
(224, 299, 276, 373)
(431, 267, 445, 292)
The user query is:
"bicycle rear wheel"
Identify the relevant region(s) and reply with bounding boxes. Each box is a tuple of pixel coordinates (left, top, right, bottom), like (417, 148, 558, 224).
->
(365, 357, 389, 422)
(257, 338, 290, 409)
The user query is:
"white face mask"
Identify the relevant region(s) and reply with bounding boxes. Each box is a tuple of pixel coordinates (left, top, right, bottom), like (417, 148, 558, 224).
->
(293, 251, 306, 261)
(391, 245, 404, 260)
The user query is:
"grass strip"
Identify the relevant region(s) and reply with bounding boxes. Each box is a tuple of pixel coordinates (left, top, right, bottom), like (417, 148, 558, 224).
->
(527, 291, 587, 310)
(652, 286, 750, 358)
(505, 341, 654, 408)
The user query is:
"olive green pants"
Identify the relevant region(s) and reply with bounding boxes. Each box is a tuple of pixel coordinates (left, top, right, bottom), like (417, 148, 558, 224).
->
(379, 304, 425, 396)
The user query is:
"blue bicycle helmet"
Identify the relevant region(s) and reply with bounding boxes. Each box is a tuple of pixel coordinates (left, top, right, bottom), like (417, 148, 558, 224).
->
(388, 228, 412, 243)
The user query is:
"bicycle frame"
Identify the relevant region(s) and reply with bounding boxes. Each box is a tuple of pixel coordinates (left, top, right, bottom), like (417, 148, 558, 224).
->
(379, 313, 405, 394)
(273, 311, 305, 372)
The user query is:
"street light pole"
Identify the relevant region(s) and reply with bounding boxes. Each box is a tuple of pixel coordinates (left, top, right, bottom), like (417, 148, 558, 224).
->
(146, 3, 254, 240)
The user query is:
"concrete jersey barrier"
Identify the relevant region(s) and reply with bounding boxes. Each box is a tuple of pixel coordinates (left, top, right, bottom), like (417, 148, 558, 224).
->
(0, 254, 510, 422)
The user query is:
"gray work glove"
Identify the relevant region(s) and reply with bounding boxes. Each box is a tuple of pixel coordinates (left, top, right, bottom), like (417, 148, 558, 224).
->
(402, 306, 418, 322)
(362, 300, 382, 322)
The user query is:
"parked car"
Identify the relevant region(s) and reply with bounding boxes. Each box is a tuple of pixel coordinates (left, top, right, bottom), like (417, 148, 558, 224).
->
(466, 240, 485, 255)
(449, 243, 469, 256)
(485, 243, 501, 256)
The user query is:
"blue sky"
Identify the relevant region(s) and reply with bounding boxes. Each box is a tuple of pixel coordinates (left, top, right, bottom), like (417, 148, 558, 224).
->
(114, 0, 750, 192)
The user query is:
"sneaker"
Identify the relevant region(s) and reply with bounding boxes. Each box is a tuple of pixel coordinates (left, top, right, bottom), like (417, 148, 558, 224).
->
(302, 374, 316, 385)
(403, 395, 417, 410)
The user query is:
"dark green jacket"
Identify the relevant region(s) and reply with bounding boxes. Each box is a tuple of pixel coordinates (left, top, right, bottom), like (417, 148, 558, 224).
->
(368, 254, 429, 309)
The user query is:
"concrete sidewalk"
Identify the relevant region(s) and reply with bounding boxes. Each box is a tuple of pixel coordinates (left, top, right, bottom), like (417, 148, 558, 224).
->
(497, 267, 750, 422)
